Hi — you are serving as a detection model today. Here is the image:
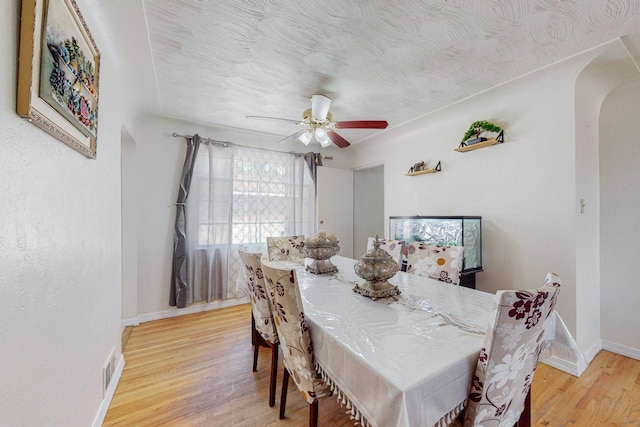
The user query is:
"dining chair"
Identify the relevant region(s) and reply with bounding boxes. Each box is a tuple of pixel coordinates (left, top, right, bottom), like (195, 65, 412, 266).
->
(239, 250, 280, 408)
(456, 272, 562, 427)
(261, 261, 329, 427)
(366, 236, 405, 267)
(266, 235, 306, 262)
(405, 241, 464, 285)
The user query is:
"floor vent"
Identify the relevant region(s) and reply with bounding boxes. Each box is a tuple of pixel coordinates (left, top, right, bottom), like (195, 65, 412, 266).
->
(103, 349, 115, 396)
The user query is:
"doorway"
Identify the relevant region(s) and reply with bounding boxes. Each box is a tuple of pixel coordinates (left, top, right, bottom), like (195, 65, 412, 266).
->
(353, 165, 384, 258)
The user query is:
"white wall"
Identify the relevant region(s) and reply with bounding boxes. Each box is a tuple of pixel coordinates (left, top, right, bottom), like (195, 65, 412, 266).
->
(349, 54, 605, 342)
(600, 80, 640, 357)
(0, 0, 123, 425)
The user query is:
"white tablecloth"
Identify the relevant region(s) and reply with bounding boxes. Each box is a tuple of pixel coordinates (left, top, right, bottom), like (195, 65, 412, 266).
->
(293, 256, 496, 427)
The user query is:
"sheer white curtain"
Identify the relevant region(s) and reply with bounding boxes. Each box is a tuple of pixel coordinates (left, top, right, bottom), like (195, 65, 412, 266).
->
(185, 142, 315, 304)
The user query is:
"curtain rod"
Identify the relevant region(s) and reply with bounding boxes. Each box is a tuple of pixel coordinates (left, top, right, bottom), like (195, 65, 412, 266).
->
(172, 132, 231, 147)
(171, 132, 332, 160)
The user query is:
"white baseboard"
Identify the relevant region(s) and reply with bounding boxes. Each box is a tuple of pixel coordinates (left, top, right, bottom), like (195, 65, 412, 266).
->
(583, 341, 602, 364)
(602, 340, 640, 361)
(540, 355, 581, 377)
(542, 340, 640, 377)
(122, 316, 140, 327)
(137, 297, 249, 323)
(91, 354, 125, 427)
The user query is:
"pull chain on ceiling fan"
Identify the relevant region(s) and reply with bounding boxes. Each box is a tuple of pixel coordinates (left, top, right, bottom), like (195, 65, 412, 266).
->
(247, 94, 388, 149)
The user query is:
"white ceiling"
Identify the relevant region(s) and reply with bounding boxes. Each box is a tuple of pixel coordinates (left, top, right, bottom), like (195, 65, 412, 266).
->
(119, 0, 640, 145)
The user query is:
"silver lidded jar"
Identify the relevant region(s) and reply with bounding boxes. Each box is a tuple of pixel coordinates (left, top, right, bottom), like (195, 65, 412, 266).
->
(304, 231, 340, 274)
(353, 237, 401, 300)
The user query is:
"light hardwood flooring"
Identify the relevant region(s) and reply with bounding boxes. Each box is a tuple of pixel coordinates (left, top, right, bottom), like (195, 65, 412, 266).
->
(103, 304, 640, 426)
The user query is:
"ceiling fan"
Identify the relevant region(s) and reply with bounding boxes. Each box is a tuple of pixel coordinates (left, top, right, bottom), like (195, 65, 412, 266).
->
(247, 94, 388, 148)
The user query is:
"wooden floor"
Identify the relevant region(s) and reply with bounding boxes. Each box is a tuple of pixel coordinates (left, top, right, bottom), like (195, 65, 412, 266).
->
(103, 304, 640, 427)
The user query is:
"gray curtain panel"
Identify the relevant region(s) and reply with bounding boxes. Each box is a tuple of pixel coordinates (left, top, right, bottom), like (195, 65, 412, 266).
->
(304, 152, 323, 191)
(191, 246, 229, 302)
(170, 134, 201, 308)
(304, 152, 322, 234)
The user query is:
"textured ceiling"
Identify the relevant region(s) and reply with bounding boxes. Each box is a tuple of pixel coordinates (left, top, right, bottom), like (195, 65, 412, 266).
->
(141, 0, 640, 145)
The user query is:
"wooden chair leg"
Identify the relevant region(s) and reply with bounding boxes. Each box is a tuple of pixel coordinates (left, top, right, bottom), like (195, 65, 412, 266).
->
(251, 312, 256, 345)
(252, 325, 269, 373)
(252, 341, 260, 372)
(309, 399, 319, 427)
(516, 389, 531, 427)
(251, 312, 260, 372)
(268, 343, 278, 407)
(279, 368, 290, 420)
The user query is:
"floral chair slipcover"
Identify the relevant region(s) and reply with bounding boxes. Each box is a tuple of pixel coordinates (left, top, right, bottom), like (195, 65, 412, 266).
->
(239, 250, 280, 407)
(460, 273, 561, 427)
(266, 235, 305, 262)
(261, 262, 328, 426)
(406, 242, 464, 285)
(366, 237, 405, 267)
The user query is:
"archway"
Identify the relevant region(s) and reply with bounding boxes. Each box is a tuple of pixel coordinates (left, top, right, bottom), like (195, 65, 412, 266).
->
(574, 36, 640, 366)
(121, 126, 139, 326)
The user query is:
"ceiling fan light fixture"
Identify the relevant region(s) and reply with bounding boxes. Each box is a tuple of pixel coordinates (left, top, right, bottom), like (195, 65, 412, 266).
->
(311, 94, 332, 121)
(315, 128, 331, 147)
(250, 93, 386, 149)
(298, 130, 313, 145)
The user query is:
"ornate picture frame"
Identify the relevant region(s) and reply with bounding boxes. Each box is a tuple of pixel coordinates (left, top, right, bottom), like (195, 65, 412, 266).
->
(17, 0, 100, 159)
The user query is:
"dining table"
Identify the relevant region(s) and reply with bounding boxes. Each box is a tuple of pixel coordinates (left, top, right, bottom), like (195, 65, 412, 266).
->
(285, 255, 497, 427)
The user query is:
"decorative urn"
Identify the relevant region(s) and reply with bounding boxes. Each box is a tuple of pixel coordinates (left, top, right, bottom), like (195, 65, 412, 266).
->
(353, 238, 401, 300)
(304, 231, 340, 274)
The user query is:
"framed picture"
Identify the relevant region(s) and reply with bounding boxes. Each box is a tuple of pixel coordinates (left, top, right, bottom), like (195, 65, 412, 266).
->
(17, 0, 100, 159)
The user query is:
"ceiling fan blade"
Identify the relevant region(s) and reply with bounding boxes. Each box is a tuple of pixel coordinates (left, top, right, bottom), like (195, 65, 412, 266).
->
(278, 129, 307, 144)
(327, 130, 351, 148)
(311, 94, 332, 121)
(246, 115, 301, 125)
(334, 120, 389, 129)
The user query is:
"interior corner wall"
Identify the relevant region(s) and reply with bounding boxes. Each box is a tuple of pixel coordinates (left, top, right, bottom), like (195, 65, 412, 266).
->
(348, 54, 604, 339)
(599, 80, 640, 357)
(1, 0, 123, 425)
(121, 126, 139, 325)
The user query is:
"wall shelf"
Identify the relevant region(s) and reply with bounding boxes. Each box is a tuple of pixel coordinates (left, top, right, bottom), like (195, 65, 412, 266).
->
(455, 130, 504, 152)
(406, 168, 437, 176)
(405, 161, 441, 176)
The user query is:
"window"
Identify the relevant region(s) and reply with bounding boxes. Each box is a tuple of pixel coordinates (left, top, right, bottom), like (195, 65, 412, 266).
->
(193, 144, 314, 247)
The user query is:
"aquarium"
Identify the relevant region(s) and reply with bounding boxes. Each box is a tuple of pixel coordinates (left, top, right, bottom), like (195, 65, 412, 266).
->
(389, 216, 482, 274)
